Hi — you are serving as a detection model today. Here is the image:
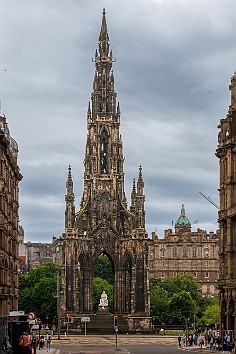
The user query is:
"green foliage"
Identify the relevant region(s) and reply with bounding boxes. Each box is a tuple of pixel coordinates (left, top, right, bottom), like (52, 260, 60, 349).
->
(93, 254, 113, 312)
(199, 304, 220, 327)
(93, 277, 113, 311)
(150, 274, 210, 325)
(94, 255, 113, 284)
(19, 262, 61, 324)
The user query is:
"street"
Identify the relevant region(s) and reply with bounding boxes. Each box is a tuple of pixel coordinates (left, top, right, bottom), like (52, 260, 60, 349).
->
(50, 334, 208, 354)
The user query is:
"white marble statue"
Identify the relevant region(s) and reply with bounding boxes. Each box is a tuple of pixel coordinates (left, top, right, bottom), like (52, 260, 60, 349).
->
(99, 290, 108, 307)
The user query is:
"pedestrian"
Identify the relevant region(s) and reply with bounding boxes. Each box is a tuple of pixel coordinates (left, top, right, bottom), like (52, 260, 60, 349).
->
(226, 333, 231, 352)
(199, 335, 204, 348)
(39, 336, 44, 349)
(216, 335, 221, 351)
(46, 334, 51, 352)
(178, 334, 182, 347)
(209, 335, 214, 351)
(31, 330, 37, 354)
(18, 332, 31, 354)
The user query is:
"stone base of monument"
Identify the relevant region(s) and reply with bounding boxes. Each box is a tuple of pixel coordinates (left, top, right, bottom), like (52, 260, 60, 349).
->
(127, 316, 152, 333)
(97, 305, 110, 313)
(85, 313, 129, 334)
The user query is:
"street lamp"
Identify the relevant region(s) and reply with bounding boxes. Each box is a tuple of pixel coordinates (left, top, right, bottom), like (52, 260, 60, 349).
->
(56, 271, 61, 340)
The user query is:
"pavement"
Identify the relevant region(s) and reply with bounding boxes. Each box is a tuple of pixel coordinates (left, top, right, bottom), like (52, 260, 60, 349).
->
(35, 349, 60, 354)
(35, 347, 128, 354)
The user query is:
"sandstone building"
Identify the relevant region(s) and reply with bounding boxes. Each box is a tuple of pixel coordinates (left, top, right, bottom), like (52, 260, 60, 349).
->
(216, 71, 236, 334)
(149, 204, 219, 297)
(53, 10, 150, 330)
(0, 114, 22, 316)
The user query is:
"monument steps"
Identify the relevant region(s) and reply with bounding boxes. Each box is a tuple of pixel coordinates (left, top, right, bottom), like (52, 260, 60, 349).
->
(85, 313, 128, 334)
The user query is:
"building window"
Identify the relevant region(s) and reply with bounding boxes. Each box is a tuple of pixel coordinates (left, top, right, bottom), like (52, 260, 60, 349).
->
(205, 261, 208, 267)
(205, 250, 209, 258)
(192, 260, 197, 267)
(161, 271, 165, 278)
(161, 261, 164, 268)
(173, 272, 177, 276)
(192, 246, 197, 258)
(183, 247, 188, 258)
(173, 260, 177, 268)
(183, 260, 187, 268)
(161, 250, 165, 258)
(149, 253, 154, 260)
(205, 272, 209, 278)
(172, 247, 177, 258)
(193, 272, 197, 278)
(173, 238, 176, 242)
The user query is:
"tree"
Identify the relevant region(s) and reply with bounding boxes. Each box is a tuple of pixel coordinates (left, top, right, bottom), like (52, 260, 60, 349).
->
(169, 291, 196, 324)
(94, 254, 113, 284)
(150, 274, 209, 325)
(199, 304, 220, 327)
(19, 262, 61, 324)
(150, 283, 170, 324)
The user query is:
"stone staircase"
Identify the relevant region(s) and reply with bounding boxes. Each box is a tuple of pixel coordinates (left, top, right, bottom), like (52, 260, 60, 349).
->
(85, 313, 128, 334)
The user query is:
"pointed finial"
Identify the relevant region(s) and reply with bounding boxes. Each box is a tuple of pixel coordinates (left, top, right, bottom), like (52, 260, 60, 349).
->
(87, 101, 91, 115)
(68, 165, 72, 178)
(99, 8, 109, 56)
(181, 204, 185, 217)
(132, 178, 136, 192)
(117, 101, 120, 114)
(139, 165, 142, 179)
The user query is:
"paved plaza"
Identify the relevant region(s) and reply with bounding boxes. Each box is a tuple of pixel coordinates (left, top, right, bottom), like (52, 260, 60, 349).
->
(37, 335, 214, 354)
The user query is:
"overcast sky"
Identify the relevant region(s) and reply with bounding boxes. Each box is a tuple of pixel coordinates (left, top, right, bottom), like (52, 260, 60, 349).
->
(0, 0, 235, 242)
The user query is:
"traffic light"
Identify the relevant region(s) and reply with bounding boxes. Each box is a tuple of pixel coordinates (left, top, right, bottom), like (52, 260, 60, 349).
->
(65, 315, 72, 323)
(37, 320, 42, 330)
(114, 315, 118, 328)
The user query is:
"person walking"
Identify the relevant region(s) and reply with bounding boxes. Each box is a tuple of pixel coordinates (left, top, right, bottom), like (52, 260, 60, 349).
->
(18, 332, 31, 354)
(46, 334, 51, 352)
(31, 330, 37, 354)
(178, 335, 182, 347)
(209, 335, 214, 351)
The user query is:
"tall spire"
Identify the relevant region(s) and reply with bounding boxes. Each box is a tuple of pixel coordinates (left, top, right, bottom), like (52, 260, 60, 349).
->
(98, 8, 109, 57)
(91, 9, 117, 119)
(137, 165, 144, 195)
(131, 178, 136, 207)
(65, 165, 75, 229)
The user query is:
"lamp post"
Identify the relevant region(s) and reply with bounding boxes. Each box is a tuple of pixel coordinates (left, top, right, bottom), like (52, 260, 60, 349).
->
(56, 271, 61, 340)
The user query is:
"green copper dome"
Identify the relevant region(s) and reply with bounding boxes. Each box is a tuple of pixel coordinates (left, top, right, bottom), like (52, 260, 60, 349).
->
(175, 204, 191, 225)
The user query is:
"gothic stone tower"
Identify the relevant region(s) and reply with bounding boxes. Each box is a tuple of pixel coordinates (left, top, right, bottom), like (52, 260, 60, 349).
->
(59, 10, 150, 323)
(216, 71, 236, 334)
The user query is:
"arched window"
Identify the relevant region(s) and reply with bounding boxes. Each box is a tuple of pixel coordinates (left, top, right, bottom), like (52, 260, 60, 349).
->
(192, 246, 197, 258)
(100, 129, 108, 173)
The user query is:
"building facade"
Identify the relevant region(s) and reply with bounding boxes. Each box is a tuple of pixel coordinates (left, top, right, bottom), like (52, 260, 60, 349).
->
(19, 241, 53, 271)
(0, 114, 22, 316)
(53, 10, 150, 327)
(216, 71, 236, 334)
(148, 205, 219, 297)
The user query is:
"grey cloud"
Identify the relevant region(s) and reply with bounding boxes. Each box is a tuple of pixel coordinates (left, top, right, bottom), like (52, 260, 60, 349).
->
(0, 0, 234, 241)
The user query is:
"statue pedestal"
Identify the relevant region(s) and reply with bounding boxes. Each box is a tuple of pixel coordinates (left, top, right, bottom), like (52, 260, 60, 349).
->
(97, 305, 110, 314)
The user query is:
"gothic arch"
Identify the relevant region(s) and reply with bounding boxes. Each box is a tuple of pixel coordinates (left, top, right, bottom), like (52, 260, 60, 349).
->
(100, 127, 109, 174)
